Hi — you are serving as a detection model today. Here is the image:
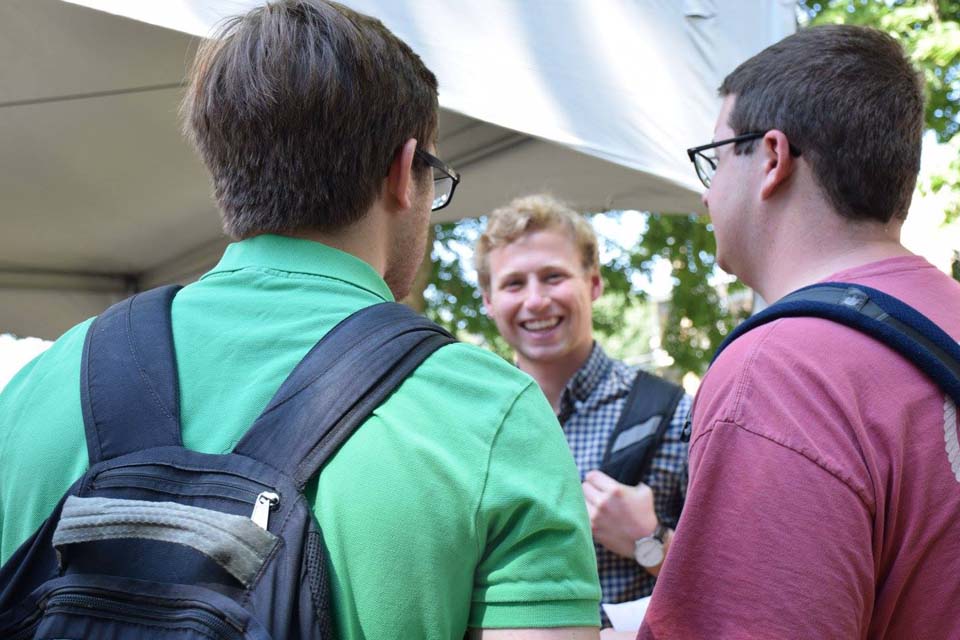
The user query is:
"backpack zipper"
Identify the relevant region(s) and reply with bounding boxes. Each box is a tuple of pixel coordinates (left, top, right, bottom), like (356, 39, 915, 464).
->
(92, 465, 282, 528)
(42, 590, 244, 639)
(93, 471, 260, 503)
(250, 491, 280, 529)
(93, 465, 269, 502)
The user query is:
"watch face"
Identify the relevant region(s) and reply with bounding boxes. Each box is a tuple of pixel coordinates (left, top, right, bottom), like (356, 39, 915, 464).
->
(634, 538, 665, 568)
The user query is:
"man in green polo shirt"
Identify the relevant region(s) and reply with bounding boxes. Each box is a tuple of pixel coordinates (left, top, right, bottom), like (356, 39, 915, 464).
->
(0, 1, 600, 638)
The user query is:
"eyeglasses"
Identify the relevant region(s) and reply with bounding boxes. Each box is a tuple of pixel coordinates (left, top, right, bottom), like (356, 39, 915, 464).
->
(415, 149, 461, 211)
(686, 132, 801, 188)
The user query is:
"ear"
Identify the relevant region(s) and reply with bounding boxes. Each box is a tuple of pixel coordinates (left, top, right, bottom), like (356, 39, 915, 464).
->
(590, 270, 603, 301)
(481, 288, 494, 317)
(759, 130, 796, 201)
(385, 138, 419, 210)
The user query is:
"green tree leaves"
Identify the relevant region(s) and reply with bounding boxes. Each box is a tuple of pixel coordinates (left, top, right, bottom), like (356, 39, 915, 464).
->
(632, 214, 749, 375)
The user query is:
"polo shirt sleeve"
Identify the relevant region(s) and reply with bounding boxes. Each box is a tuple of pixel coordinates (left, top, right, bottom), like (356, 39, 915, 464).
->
(0, 320, 91, 564)
(468, 381, 601, 629)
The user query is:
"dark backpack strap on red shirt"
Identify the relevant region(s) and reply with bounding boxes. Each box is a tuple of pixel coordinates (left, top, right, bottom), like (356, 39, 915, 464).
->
(80, 285, 183, 465)
(713, 282, 960, 405)
(233, 302, 456, 489)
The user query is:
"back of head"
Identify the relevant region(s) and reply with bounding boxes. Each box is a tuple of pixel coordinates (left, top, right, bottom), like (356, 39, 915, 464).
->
(720, 24, 924, 224)
(182, 0, 438, 239)
(475, 194, 599, 291)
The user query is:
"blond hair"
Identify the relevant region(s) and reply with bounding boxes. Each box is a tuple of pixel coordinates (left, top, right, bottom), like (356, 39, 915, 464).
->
(475, 194, 599, 291)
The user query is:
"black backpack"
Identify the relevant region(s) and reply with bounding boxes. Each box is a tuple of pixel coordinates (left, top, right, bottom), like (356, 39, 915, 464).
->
(713, 282, 960, 405)
(599, 370, 686, 487)
(0, 285, 454, 640)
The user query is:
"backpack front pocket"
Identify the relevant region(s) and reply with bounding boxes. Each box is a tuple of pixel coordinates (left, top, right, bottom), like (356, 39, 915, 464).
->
(53, 496, 279, 586)
(20, 576, 273, 640)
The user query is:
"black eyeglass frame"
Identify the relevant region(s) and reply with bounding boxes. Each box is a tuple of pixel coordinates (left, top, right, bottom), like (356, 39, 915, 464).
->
(415, 148, 461, 211)
(686, 132, 801, 188)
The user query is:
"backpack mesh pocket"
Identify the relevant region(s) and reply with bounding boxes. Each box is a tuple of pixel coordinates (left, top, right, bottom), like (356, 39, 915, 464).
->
(304, 529, 336, 638)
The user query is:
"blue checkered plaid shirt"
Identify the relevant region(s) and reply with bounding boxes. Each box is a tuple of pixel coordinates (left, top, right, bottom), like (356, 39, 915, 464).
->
(558, 343, 691, 607)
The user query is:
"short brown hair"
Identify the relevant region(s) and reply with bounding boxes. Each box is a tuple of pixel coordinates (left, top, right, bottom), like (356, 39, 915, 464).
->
(719, 24, 924, 223)
(475, 194, 599, 291)
(182, 0, 438, 238)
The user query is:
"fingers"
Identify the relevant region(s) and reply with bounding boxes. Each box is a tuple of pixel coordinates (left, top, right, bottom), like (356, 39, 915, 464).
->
(584, 469, 620, 491)
(582, 479, 604, 506)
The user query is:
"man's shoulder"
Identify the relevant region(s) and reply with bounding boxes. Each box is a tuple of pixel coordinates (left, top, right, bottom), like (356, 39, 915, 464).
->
(0, 318, 93, 415)
(694, 314, 919, 470)
(421, 340, 533, 386)
(710, 308, 933, 380)
(582, 347, 637, 396)
(0, 318, 93, 562)
(702, 316, 872, 409)
(607, 354, 639, 380)
(402, 340, 545, 422)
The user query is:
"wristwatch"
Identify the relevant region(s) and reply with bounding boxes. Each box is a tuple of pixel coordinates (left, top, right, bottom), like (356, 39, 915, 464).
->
(634, 523, 668, 568)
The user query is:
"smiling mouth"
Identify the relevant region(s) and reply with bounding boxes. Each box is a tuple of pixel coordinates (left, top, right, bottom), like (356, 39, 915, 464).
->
(521, 317, 562, 332)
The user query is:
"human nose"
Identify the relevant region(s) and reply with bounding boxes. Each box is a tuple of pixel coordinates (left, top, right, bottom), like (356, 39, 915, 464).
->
(701, 189, 709, 210)
(523, 283, 550, 311)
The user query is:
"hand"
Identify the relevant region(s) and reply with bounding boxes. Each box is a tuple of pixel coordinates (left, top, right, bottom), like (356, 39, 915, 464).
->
(582, 470, 658, 560)
(599, 630, 638, 639)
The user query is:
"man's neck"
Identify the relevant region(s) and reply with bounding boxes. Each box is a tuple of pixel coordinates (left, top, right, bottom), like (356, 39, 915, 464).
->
(752, 208, 912, 302)
(518, 342, 594, 414)
(284, 210, 388, 276)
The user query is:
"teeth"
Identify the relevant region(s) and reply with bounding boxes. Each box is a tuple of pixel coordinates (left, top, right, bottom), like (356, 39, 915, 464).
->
(523, 317, 560, 331)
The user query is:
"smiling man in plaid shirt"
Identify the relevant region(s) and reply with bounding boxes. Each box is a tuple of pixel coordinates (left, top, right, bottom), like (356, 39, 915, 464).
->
(476, 194, 691, 615)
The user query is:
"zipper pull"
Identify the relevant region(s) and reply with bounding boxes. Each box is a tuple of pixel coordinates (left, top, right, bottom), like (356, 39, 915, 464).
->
(251, 491, 280, 529)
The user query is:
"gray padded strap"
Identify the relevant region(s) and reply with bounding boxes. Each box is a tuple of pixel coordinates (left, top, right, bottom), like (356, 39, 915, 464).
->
(53, 496, 277, 587)
(609, 416, 662, 454)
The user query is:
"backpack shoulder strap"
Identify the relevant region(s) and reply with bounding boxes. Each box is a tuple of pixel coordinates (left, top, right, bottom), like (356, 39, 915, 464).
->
(80, 285, 183, 465)
(599, 369, 685, 486)
(713, 282, 960, 405)
(233, 302, 456, 489)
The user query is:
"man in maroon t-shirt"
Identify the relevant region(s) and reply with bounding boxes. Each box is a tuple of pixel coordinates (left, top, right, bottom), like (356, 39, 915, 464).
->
(606, 24, 960, 640)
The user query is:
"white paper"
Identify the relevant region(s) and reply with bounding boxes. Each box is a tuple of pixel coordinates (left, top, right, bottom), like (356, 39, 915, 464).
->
(602, 596, 652, 632)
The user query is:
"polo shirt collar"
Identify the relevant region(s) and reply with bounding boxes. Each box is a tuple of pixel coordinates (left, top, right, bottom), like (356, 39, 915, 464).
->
(203, 234, 395, 301)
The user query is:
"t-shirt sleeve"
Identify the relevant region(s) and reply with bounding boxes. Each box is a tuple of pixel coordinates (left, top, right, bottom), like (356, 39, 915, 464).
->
(468, 381, 601, 629)
(638, 419, 874, 640)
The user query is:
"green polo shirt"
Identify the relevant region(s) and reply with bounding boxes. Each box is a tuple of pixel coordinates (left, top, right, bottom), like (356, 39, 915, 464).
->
(0, 234, 600, 637)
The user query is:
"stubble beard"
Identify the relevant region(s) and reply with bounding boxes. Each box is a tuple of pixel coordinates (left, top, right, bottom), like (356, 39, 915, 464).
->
(383, 196, 430, 301)
(384, 235, 426, 301)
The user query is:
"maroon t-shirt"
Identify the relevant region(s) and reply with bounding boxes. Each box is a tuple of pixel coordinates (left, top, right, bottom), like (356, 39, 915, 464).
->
(640, 256, 960, 639)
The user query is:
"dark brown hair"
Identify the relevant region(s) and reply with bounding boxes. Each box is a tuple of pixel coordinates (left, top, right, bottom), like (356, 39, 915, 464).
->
(182, 0, 438, 238)
(719, 24, 924, 223)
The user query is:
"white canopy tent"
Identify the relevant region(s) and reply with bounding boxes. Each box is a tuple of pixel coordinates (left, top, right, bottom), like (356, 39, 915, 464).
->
(0, 0, 795, 340)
